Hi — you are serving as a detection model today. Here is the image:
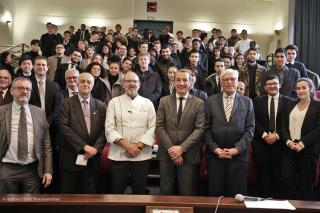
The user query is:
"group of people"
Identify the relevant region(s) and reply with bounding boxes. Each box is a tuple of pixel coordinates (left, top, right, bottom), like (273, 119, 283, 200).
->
(0, 23, 319, 201)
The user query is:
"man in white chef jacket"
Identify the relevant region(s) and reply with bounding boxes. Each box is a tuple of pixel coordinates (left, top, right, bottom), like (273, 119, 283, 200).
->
(105, 71, 156, 194)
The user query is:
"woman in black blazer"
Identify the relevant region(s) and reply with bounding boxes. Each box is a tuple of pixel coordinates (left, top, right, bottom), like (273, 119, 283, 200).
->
(281, 78, 320, 200)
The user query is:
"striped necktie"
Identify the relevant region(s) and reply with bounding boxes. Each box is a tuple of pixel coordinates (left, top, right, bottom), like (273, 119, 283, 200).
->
(225, 96, 232, 122)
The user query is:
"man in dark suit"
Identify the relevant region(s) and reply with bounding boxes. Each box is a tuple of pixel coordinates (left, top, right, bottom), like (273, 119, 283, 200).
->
(59, 72, 106, 193)
(75, 24, 90, 42)
(253, 74, 293, 198)
(29, 56, 60, 127)
(285, 44, 308, 78)
(206, 69, 255, 196)
(0, 77, 52, 193)
(59, 68, 79, 99)
(205, 58, 224, 96)
(40, 22, 62, 57)
(29, 56, 61, 192)
(262, 48, 300, 98)
(156, 69, 206, 195)
(0, 69, 13, 105)
(54, 49, 82, 89)
(14, 55, 36, 81)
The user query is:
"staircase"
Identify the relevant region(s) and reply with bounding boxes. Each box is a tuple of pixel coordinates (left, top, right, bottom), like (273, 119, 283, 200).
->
(0, 43, 30, 68)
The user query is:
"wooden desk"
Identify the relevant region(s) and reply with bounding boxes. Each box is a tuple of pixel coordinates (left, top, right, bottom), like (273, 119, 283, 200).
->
(0, 194, 319, 213)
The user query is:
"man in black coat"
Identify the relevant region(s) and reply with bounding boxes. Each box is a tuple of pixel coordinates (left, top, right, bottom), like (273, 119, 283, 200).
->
(54, 49, 82, 89)
(253, 74, 294, 198)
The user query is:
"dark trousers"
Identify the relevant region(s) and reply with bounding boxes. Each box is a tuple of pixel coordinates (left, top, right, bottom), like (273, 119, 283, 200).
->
(159, 160, 198, 196)
(110, 160, 150, 194)
(0, 162, 40, 194)
(207, 157, 248, 196)
(256, 145, 283, 198)
(60, 166, 98, 194)
(281, 150, 318, 200)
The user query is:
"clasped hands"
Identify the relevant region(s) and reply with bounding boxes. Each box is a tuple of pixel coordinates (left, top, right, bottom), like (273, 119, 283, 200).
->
(287, 140, 304, 152)
(214, 147, 240, 159)
(262, 133, 279, 145)
(118, 139, 145, 158)
(168, 146, 185, 166)
(83, 144, 98, 159)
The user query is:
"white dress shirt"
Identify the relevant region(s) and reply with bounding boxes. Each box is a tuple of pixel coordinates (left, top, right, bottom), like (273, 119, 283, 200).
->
(105, 94, 156, 161)
(2, 102, 36, 164)
(289, 105, 308, 141)
(0, 88, 8, 99)
(176, 93, 188, 113)
(223, 92, 235, 112)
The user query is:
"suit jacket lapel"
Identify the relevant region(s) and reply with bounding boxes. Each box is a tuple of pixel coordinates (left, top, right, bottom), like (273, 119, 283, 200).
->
(230, 93, 239, 121)
(263, 95, 269, 122)
(217, 93, 227, 122)
(89, 96, 97, 137)
(5, 104, 12, 146)
(29, 106, 39, 147)
(73, 96, 89, 136)
(179, 95, 192, 125)
(171, 94, 178, 126)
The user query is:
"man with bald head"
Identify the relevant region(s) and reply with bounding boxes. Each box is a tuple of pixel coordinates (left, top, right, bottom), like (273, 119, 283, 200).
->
(0, 69, 13, 105)
(59, 72, 106, 193)
(105, 71, 156, 194)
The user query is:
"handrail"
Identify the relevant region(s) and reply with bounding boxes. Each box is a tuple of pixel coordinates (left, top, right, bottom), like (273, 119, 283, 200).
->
(0, 43, 30, 68)
(0, 43, 30, 54)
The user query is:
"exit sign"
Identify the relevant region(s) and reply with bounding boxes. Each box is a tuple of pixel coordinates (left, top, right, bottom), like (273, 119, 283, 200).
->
(147, 2, 157, 12)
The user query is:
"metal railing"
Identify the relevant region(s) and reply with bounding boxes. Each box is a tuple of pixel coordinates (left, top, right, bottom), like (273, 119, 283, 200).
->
(0, 43, 30, 67)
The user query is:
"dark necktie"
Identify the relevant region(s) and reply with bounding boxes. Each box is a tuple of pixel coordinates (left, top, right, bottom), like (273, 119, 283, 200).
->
(57, 57, 62, 67)
(217, 77, 221, 92)
(269, 97, 276, 133)
(0, 91, 3, 105)
(18, 106, 28, 161)
(72, 91, 78, 96)
(177, 97, 184, 124)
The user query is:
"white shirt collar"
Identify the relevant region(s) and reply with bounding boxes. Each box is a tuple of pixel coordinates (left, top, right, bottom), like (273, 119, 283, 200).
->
(1, 88, 8, 95)
(12, 101, 29, 111)
(78, 94, 90, 104)
(268, 93, 279, 99)
(176, 92, 189, 100)
(35, 76, 46, 83)
(223, 92, 236, 99)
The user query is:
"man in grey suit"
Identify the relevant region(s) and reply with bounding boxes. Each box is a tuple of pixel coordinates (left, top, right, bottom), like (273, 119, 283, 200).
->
(206, 69, 255, 196)
(156, 69, 206, 195)
(0, 77, 52, 193)
(59, 72, 106, 193)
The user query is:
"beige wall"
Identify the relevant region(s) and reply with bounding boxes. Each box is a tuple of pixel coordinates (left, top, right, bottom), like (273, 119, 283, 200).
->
(0, 0, 14, 50)
(1, 0, 289, 59)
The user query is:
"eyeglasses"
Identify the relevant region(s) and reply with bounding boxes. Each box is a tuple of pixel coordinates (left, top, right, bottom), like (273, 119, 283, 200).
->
(66, 76, 78, 80)
(222, 78, 237, 82)
(124, 80, 138, 83)
(14, 86, 32, 92)
(266, 82, 279, 86)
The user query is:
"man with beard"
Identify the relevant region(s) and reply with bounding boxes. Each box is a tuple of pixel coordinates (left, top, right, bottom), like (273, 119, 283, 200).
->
(239, 48, 267, 98)
(54, 48, 82, 89)
(155, 44, 181, 84)
(105, 71, 156, 194)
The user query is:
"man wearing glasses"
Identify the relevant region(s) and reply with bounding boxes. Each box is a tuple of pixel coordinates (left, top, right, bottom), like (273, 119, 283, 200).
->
(0, 77, 52, 193)
(206, 69, 255, 197)
(105, 72, 156, 194)
(253, 74, 293, 198)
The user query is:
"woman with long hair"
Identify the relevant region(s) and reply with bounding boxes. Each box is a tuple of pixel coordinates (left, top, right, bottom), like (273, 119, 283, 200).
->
(79, 45, 95, 70)
(281, 78, 320, 200)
